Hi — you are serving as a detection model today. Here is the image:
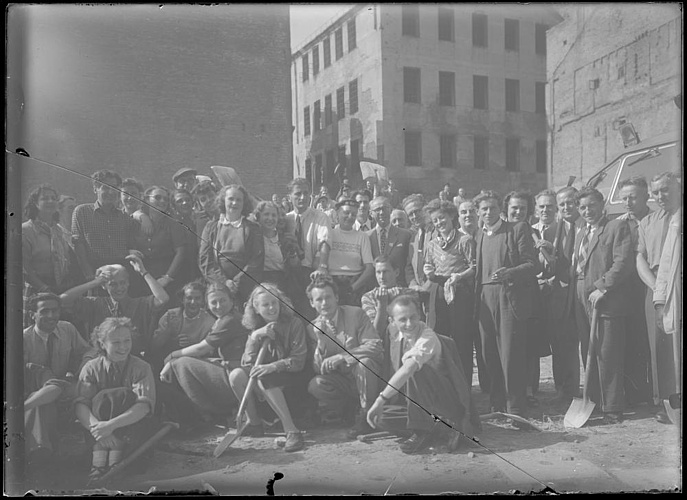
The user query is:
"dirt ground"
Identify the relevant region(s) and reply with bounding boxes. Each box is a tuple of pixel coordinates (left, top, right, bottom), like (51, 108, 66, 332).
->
(22, 356, 682, 496)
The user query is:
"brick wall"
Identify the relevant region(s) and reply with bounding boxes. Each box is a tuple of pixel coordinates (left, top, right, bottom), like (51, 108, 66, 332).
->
(12, 5, 292, 207)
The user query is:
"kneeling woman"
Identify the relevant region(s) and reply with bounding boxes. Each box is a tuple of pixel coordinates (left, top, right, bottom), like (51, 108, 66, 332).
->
(159, 281, 248, 421)
(228, 283, 308, 453)
(366, 295, 480, 454)
(74, 318, 158, 481)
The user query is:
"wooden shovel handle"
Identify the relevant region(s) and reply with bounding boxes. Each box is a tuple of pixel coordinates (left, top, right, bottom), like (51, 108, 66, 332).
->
(235, 336, 271, 427)
(582, 307, 599, 402)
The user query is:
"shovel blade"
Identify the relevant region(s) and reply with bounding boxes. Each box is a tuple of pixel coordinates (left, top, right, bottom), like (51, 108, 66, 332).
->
(213, 420, 249, 458)
(664, 399, 681, 425)
(564, 397, 596, 429)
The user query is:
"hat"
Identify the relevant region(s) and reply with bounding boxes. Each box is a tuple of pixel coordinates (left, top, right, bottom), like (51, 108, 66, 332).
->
(335, 197, 358, 209)
(173, 167, 198, 182)
(314, 195, 329, 207)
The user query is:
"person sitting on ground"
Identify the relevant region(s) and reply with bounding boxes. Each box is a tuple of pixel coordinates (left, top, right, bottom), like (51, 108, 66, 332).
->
(306, 277, 383, 439)
(24, 293, 91, 470)
(60, 254, 169, 356)
(327, 197, 374, 306)
(159, 281, 248, 424)
(74, 317, 159, 482)
(228, 283, 308, 453)
(148, 280, 216, 375)
(366, 295, 480, 454)
(361, 256, 419, 378)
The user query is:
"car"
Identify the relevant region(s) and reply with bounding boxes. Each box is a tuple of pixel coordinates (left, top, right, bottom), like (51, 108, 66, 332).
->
(586, 131, 682, 219)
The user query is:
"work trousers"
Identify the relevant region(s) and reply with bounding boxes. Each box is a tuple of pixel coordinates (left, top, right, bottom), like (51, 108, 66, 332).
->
(645, 289, 677, 400)
(623, 280, 652, 405)
(433, 281, 474, 384)
(170, 357, 239, 417)
(308, 357, 380, 414)
(478, 284, 527, 416)
(574, 280, 625, 413)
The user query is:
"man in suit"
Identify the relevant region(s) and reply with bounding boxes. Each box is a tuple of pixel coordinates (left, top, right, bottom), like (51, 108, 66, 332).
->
(367, 196, 413, 288)
(549, 186, 583, 401)
(572, 187, 633, 424)
(474, 191, 539, 421)
(306, 277, 383, 439)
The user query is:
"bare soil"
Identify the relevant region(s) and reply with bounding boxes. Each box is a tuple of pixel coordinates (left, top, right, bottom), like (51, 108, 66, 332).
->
(22, 356, 681, 496)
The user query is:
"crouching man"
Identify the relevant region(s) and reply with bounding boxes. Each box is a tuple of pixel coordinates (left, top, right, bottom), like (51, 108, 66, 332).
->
(367, 295, 480, 454)
(306, 277, 383, 439)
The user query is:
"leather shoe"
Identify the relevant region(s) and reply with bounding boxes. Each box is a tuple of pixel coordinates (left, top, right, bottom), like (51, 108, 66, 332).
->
(602, 412, 623, 425)
(655, 410, 671, 424)
(284, 431, 304, 452)
(399, 432, 432, 454)
(345, 412, 375, 439)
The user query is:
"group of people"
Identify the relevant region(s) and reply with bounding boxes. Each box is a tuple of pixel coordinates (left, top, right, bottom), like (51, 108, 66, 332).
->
(21, 165, 681, 483)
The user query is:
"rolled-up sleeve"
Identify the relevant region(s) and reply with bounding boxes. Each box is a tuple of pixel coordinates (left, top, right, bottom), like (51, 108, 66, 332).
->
(74, 361, 100, 408)
(401, 330, 441, 371)
(130, 361, 156, 412)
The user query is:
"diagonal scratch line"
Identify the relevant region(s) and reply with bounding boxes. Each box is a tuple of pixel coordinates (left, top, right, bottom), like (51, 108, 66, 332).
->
(11, 150, 556, 492)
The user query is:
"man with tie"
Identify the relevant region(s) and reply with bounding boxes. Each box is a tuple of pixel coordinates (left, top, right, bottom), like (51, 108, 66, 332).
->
(474, 191, 539, 422)
(367, 196, 413, 288)
(352, 189, 376, 231)
(24, 293, 90, 468)
(572, 187, 633, 425)
(306, 277, 383, 439)
(636, 172, 681, 422)
(616, 176, 653, 407)
(549, 186, 583, 401)
(283, 178, 332, 320)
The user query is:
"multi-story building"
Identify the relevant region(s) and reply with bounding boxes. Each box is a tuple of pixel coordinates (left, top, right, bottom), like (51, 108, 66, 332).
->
(291, 4, 561, 199)
(546, 5, 682, 188)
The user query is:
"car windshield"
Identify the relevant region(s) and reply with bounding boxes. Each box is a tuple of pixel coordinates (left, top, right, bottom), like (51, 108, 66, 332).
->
(610, 142, 681, 203)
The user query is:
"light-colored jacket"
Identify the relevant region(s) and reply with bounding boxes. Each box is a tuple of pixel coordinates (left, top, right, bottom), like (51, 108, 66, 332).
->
(653, 209, 681, 335)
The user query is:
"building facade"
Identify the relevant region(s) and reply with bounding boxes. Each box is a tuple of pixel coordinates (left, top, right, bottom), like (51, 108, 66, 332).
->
(546, 5, 682, 188)
(14, 5, 292, 204)
(291, 4, 560, 200)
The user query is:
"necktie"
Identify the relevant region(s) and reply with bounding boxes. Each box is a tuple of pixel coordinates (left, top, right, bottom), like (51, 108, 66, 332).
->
(295, 215, 303, 251)
(380, 227, 388, 255)
(576, 226, 591, 275)
(45, 332, 55, 370)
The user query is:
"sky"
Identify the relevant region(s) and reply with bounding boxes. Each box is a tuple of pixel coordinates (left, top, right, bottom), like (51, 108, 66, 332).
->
(290, 4, 354, 49)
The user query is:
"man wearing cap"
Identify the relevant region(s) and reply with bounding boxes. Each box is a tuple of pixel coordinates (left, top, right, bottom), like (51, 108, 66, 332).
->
(367, 196, 412, 288)
(173, 168, 198, 194)
(327, 197, 374, 306)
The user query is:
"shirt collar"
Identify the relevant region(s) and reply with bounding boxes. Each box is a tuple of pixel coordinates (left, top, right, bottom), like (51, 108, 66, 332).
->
(484, 218, 503, 234)
(33, 324, 54, 341)
(94, 200, 118, 214)
(377, 223, 390, 232)
(219, 214, 244, 227)
(396, 322, 428, 342)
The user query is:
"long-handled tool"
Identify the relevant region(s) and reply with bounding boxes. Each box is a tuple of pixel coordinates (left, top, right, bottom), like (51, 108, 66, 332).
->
(480, 412, 543, 432)
(214, 337, 271, 458)
(663, 320, 682, 424)
(564, 307, 599, 428)
(97, 421, 179, 483)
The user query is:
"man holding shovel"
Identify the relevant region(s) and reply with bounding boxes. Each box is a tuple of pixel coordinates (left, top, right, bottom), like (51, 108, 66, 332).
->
(571, 187, 633, 425)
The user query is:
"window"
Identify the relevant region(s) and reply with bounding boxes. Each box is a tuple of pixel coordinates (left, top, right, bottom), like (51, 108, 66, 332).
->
(304, 106, 311, 137)
(403, 67, 421, 103)
(535, 24, 548, 56)
(305, 157, 312, 185)
(323, 37, 331, 67)
(350, 139, 361, 177)
(504, 19, 519, 52)
(472, 13, 488, 47)
(348, 18, 357, 51)
(302, 54, 309, 82)
(473, 75, 488, 109)
(404, 131, 422, 166)
(336, 86, 345, 120)
(505, 78, 520, 112)
(335, 27, 344, 60)
(349, 79, 359, 114)
(439, 71, 455, 106)
(535, 82, 546, 114)
(324, 94, 332, 126)
(312, 46, 320, 76)
(536, 140, 547, 173)
(338, 145, 347, 176)
(438, 7, 455, 42)
(325, 149, 336, 182)
(440, 134, 457, 168)
(505, 137, 520, 171)
(474, 136, 488, 170)
(314, 154, 323, 185)
(402, 5, 420, 37)
(313, 100, 321, 131)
